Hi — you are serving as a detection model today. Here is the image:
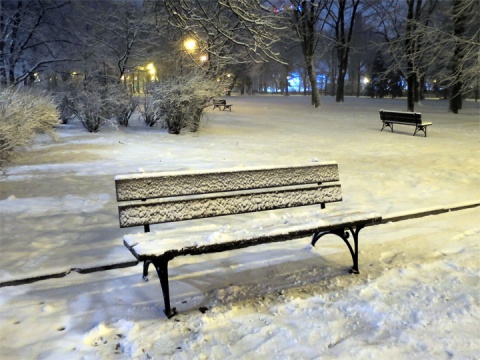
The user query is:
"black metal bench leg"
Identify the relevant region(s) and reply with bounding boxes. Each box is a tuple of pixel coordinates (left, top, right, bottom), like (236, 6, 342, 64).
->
(381, 122, 393, 132)
(414, 125, 427, 137)
(312, 225, 364, 274)
(143, 260, 152, 281)
(347, 226, 362, 274)
(422, 126, 427, 137)
(153, 258, 176, 318)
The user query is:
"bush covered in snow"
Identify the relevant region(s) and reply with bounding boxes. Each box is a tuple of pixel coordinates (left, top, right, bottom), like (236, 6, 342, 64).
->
(152, 73, 223, 134)
(140, 94, 163, 127)
(0, 87, 59, 169)
(116, 94, 139, 127)
(56, 94, 75, 124)
(69, 82, 129, 132)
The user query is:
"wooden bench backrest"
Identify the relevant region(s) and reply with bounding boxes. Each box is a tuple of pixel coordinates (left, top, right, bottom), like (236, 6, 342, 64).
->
(380, 110, 421, 124)
(115, 163, 342, 228)
(214, 100, 226, 105)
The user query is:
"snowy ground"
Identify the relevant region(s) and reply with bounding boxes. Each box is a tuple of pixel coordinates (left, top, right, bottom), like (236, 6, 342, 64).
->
(0, 95, 479, 359)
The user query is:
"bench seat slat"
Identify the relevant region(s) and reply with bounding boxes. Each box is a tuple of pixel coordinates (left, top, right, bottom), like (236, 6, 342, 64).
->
(115, 162, 339, 201)
(118, 184, 342, 227)
(385, 121, 432, 126)
(124, 210, 381, 260)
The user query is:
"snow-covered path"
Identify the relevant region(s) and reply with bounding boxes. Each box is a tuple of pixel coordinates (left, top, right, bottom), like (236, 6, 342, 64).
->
(1, 96, 478, 283)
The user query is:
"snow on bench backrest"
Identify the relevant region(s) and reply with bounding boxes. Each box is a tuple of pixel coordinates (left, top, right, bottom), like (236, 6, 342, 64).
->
(118, 183, 342, 227)
(115, 162, 340, 201)
(115, 163, 342, 228)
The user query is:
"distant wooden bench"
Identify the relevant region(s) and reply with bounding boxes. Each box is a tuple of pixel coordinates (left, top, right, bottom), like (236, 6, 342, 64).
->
(379, 110, 432, 137)
(212, 99, 232, 111)
(115, 163, 381, 318)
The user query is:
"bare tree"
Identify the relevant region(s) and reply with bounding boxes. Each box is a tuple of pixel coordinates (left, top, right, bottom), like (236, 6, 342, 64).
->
(348, 11, 377, 97)
(77, 0, 162, 83)
(159, 0, 338, 108)
(375, 0, 479, 112)
(0, 0, 82, 86)
(327, 0, 361, 103)
(448, 0, 478, 113)
(159, 0, 285, 72)
(370, 0, 439, 111)
(289, 0, 332, 107)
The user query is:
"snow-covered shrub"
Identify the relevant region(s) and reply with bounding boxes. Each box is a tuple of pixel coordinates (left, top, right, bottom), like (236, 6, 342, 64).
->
(70, 82, 124, 132)
(53, 80, 80, 125)
(117, 95, 139, 127)
(57, 94, 75, 124)
(0, 87, 59, 169)
(140, 95, 163, 127)
(152, 73, 222, 134)
(70, 91, 108, 132)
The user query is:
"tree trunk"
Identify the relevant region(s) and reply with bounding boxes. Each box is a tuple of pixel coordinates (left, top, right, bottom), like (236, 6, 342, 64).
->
(295, 0, 321, 107)
(7, 2, 22, 85)
(405, 0, 416, 112)
(449, 0, 466, 114)
(414, 75, 420, 103)
(356, 68, 361, 97)
(407, 72, 415, 112)
(303, 70, 307, 95)
(336, 70, 345, 102)
(0, 11, 6, 85)
(334, 0, 360, 103)
(419, 75, 426, 100)
(306, 57, 320, 107)
(336, 45, 346, 102)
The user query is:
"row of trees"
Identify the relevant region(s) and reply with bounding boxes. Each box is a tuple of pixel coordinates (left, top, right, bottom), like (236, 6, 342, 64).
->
(1, 0, 479, 113)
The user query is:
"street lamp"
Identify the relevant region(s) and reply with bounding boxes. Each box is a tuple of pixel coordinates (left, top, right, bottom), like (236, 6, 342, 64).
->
(183, 38, 197, 52)
(146, 62, 156, 81)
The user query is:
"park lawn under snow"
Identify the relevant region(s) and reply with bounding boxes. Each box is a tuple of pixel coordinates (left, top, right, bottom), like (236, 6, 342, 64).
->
(0, 95, 479, 359)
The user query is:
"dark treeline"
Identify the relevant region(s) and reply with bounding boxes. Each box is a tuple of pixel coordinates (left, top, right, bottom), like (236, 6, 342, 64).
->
(1, 0, 479, 112)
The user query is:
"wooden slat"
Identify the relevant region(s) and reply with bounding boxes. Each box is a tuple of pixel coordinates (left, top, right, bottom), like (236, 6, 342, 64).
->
(118, 184, 342, 228)
(379, 110, 421, 124)
(115, 162, 339, 201)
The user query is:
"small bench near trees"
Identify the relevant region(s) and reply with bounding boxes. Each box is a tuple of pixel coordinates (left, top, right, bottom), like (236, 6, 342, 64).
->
(212, 99, 232, 111)
(115, 163, 381, 318)
(380, 109, 432, 137)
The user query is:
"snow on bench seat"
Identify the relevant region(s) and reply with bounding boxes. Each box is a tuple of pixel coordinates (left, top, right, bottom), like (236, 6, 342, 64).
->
(124, 209, 381, 260)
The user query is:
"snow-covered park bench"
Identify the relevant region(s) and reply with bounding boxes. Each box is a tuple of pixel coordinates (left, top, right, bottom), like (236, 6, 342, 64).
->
(115, 163, 381, 318)
(380, 109, 432, 137)
(212, 99, 232, 111)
